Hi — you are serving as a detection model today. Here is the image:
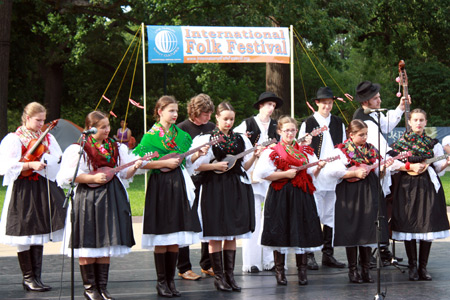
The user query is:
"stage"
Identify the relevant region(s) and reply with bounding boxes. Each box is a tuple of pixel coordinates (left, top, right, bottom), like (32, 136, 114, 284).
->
(1, 241, 449, 300)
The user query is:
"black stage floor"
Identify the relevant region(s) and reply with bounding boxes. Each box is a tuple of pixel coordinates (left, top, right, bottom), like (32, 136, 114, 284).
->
(1, 242, 449, 300)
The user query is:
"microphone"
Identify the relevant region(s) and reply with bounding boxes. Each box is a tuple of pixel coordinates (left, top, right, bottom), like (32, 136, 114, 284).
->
(364, 108, 388, 114)
(82, 127, 97, 135)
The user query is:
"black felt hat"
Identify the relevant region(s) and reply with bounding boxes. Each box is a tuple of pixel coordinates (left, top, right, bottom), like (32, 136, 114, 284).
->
(253, 91, 283, 109)
(355, 81, 381, 103)
(312, 87, 337, 102)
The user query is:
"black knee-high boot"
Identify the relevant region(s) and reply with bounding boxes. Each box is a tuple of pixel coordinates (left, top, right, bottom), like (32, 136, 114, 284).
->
(296, 254, 308, 285)
(418, 240, 432, 281)
(165, 252, 181, 297)
(30, 245, 52, 291)
(17, 250, 46, 292)
(359, 247, 374, 283)
(80, 264, 103, 300)
(223, 250, 241, 292)
(273, 251, 287, 285)
(209, 251, 232, 292)
(404, 240, 419, 281)
(346, 247, 362, 284)
(95, 263, 115, 300)
(154, 252, 173, 297)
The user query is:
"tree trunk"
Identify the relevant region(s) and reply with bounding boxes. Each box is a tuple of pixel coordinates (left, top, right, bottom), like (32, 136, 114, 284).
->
(0, 0, 13, 139)
(43, 63, 63, 121)
(266, 62, 290, 119)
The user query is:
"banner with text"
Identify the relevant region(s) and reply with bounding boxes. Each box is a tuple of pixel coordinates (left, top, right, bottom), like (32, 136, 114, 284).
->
(147, 25, 290, 64)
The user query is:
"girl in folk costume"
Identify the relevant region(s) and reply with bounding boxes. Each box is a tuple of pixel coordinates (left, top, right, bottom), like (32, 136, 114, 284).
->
(253, 116, 324, 286)
(0, 102, 66, 292)
(389, 109, 450, 281)
(133, 96, 206, 298)
(322, 119, 392, 284)
(57, 111, 141, 300)
(190, 101, 257, 292)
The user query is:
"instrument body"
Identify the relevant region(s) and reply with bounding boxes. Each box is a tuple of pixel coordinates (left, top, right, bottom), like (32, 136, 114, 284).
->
(19, 120, 59, 177)
(159, 136, 224, 172)
(346, 151, 412, 182)
(87, 152, 159, 188)
(213, 138, 277, 174)
(406, 153, 450, 176)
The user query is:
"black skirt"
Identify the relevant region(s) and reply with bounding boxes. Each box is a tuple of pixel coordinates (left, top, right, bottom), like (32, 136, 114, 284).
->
(6, 176, 66, 236)
(71, 176, 135, 249)
(261, 182, 323, 248)
(200, 171, 255, 237)
(143, 167, 201, 235)
(391, 171, 450, 234)
(334, 172, 389, 247)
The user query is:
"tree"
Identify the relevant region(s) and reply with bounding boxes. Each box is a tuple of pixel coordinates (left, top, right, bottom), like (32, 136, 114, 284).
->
(0, 0, 13, 139)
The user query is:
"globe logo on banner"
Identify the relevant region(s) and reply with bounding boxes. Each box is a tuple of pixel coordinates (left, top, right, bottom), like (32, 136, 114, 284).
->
(155, 30, 178, 54)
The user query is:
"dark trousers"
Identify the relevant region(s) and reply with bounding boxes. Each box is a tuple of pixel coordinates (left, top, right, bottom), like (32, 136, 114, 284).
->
(177, 242, 211, 273)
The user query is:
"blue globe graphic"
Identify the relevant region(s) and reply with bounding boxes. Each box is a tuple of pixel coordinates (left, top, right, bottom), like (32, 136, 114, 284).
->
(155, 30, 178, 53)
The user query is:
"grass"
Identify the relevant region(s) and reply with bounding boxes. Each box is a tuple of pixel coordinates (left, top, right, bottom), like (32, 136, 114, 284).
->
(1, 173, 450, 216)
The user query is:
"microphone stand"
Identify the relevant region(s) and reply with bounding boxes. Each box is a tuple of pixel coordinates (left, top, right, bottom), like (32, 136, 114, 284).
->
(374, 112, 386, 300)
(62, 133, 87, 300)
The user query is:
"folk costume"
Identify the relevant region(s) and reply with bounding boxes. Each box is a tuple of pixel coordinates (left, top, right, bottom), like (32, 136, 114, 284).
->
(253, 140, 323, 285)
(176, 119, 216, 279)
(190, 128, 255, 290)
(133, 123, 201, 248)
(389, 132, 450, 281)
(0, 127, 66, 292)
(235, 115, 278, 273)
(299, 108, 346, 269)
(322, 139, 390, 283)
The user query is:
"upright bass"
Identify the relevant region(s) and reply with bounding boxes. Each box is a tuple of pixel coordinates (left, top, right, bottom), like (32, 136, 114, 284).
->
(398, 60, 411, 132)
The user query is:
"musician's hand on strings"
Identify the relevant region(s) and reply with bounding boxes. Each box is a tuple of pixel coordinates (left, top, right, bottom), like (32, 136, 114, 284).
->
(355, 168, 367, 179)
(94, 172, 107, 184)
(285, 168, 297, 179)
(301, 134, 312, 146)
(214, 161, 229, 172)
(254, 146, 263, 158)
(164, 158, 180, 170)
(411, 162, 427, 174)
(133, 160, 143, 170)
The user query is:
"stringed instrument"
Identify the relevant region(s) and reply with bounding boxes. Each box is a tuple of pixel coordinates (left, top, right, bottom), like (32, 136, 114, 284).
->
(87, 152, 159, 187)
(407, 153, 450, 176)
(289, 155, 340, 172)
(213, 138, 277, 174)
(297, 125, 328, 143)
(20, 119, 59, 177)
(398, 60, 410, 132)
(159, 136, 225, 172)
(346, 151, 412, 182)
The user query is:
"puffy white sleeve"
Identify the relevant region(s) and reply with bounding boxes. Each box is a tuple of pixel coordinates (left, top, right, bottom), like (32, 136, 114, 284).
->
(35, 134, 63, 182)
(320, 149, 349, 182)
(432, 143, 447, 177)
(189, 134, 214, 173)
(242, 135, 255, 164)
(116, 143, 144, 188)
(306, 152, 319, 176)
(253, 148, 276, 182)
(298, 122, 306, 139)
(0, 133, 23, 186)
(56, 144, 90, 188)
(233, 121, 247, 134)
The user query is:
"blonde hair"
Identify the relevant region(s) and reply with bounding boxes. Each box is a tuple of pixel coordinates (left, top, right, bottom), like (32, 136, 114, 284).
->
(277, 116, 297, 131)
(85, 111, 108, 130)
(21, 102, 46, 125)
(154, 95, 178, 121)
(187, 94, 215, 119)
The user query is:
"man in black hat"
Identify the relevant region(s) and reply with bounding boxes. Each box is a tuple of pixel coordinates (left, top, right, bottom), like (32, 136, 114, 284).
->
(298, 86, 346, 270)
(353, 80, 410, 265)
(234, 91, 283, 273)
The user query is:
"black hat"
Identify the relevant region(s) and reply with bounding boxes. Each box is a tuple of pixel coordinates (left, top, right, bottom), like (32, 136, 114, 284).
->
(253, 91, 283, 109)
(312, 87, 337, 102)
(355, 81, 381, 103)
